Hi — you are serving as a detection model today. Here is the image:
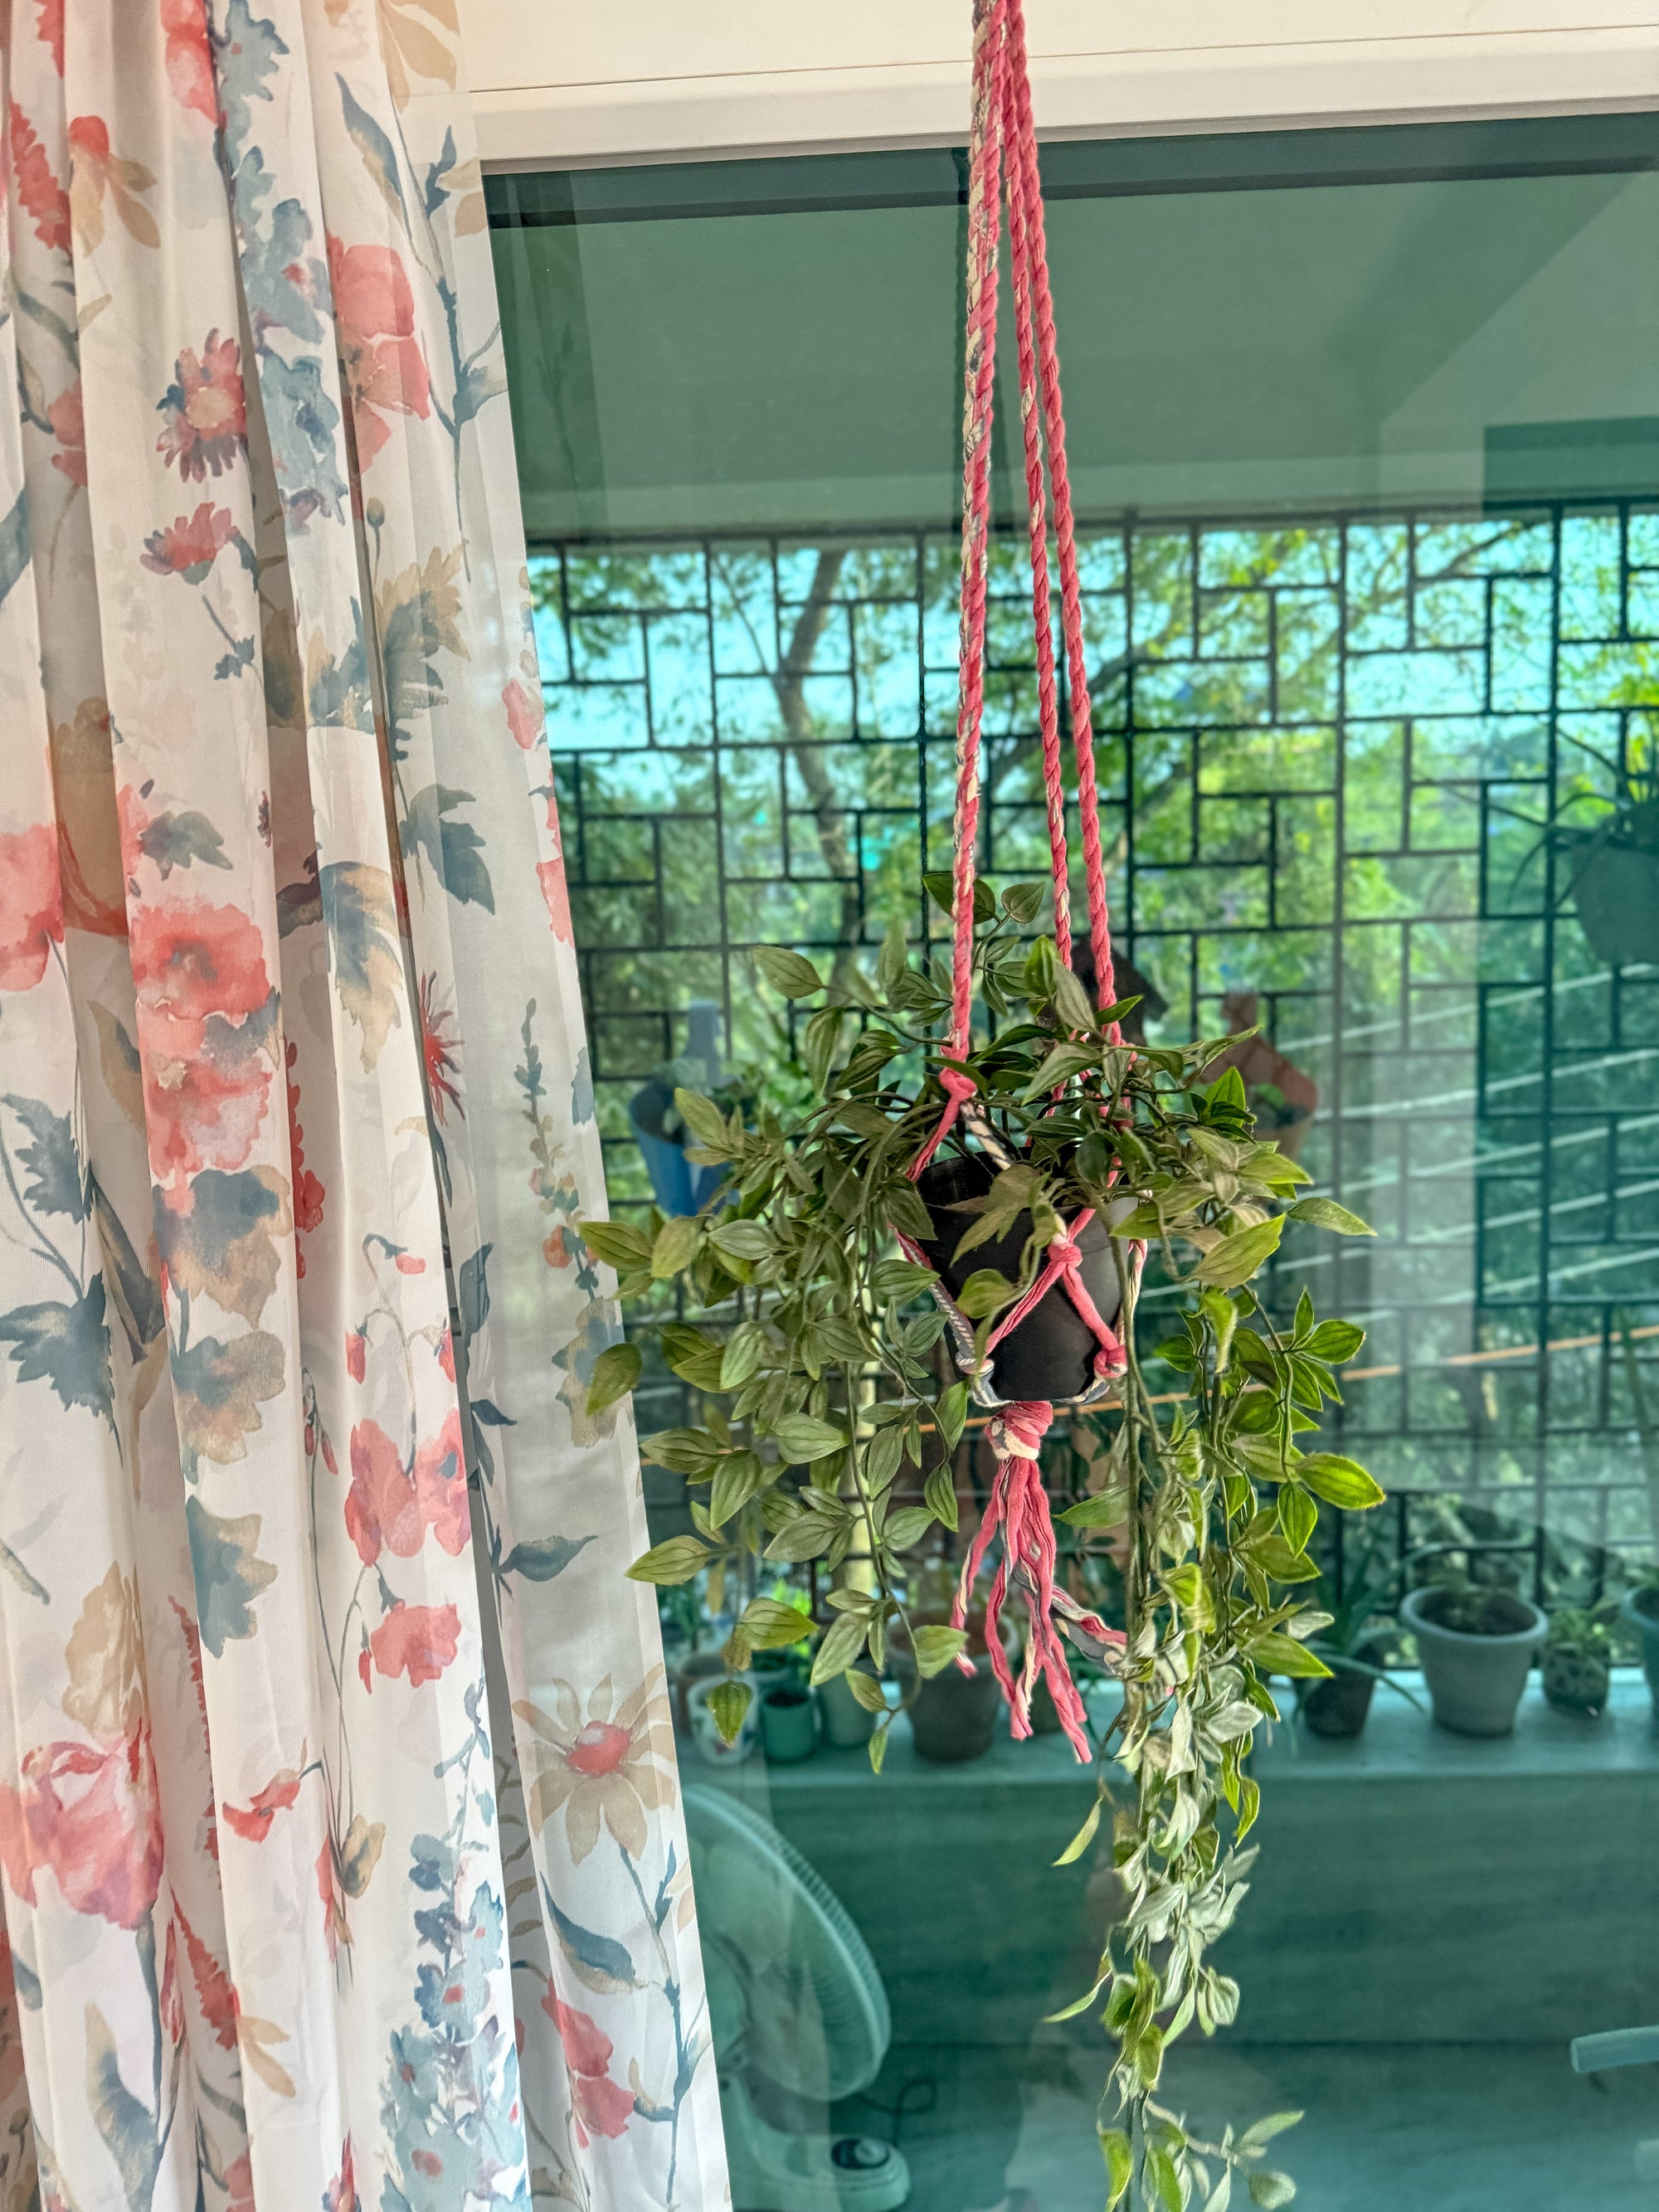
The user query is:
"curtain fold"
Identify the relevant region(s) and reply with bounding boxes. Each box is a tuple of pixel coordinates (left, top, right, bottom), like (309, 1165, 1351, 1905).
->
(0, 5, 727, 2206)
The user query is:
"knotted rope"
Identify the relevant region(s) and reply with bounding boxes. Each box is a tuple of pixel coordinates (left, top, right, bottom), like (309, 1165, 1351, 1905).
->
(908, 0, 1141, 1762)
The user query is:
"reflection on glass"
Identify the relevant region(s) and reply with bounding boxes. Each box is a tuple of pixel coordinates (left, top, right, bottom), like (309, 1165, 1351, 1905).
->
(493, 118, 1659, 2212)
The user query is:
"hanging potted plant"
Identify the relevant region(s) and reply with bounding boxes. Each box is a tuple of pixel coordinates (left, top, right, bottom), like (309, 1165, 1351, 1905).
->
(1540, 1604, 1613, 1718)
(577, 3, 1386, 2203)
(1551, 732, 1659, 970)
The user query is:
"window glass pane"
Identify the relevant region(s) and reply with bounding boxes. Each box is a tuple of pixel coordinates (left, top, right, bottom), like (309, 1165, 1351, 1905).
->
(492, 118, 1659, 2212)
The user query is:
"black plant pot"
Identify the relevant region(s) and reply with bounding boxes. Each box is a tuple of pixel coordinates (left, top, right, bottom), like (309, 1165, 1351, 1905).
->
(914, 1153, 1121, 1404)
(1569, 837, 1659, 970)
(1298, 1667, 1375, 1739)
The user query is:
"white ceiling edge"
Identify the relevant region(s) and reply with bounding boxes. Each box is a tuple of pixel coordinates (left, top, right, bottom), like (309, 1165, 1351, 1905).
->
(469, 26, 1659, 173)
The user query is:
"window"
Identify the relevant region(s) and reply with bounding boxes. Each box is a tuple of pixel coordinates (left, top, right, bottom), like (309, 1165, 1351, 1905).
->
(493, 118, 1659, 2210)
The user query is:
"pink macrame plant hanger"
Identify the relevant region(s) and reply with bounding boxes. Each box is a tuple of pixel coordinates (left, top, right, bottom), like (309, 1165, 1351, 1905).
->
(906, 0, 1140, 1764)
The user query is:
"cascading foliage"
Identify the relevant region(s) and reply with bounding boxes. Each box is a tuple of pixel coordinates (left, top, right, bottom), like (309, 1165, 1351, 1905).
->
(582, 883, 1382, 2212)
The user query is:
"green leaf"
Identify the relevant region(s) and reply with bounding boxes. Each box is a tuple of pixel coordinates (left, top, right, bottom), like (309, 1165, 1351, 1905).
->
(1248, 2173, 1296, 2209)
(936, 1379, 970, 1448)
(1251, 1632, 1332, 1680)
(708, 1680, 753, 1745)
(1019, 1043, 1100, 1101)
(1238, 2114, 1303, 2151)
(877, 916, 909, 994)
(1146, 2143, 1184, 2212)
(640, 1427, 723, 1475)
(803, 1005, 846, 1091)
(1254, 1531, 1320, 1582)
(625, 1536, 711, 1586)
(585, 1342, 640, 1417)
(883, 1506, 933, 1551)
(1052, 964, 1096, 1034)
(864, 1426, 904, 1490)
(911, 1624, 967, 1679)
(1059, 1490, 1128, 1529)
(844, 1667, 888, 1713)
(1305, 1318, 1365, 1363)
(1163, 1563, 1204, 1609)
(1046, 1974, 1108, 2025)
(771, 1414, 849, 1463)
(972, 878, 998, 923)
(1194, 1216, 1284, 1289)
(1287, 1195, 1374, 1237)
(1055, 1796, 1102, 1866)
(1000, 880, 1046, 923)
(923, 1464, 959, 1531)
(577, 1218, 652, 1271)
(1297, 1453, 1385, 1510)
(674, 1089, 732, 1150)
(1101, 2127, 1133, 2208)
(708, 1450, 769, 1528)
(872, 1258, 937, 1303)
(1276, 1484, 1317, 1556)
(956, 1267, 1016, 1320)
(922, 870, 956, 915)
(720, 1320, 769, 1388)
(764, 1509, 844, 1563)
(810, 1612, 869, 1685)
(708, 1218, 770, 1262)
(752, 946, 825, 998)
(651, 1214, 702, 1277)
(738, 1597, 815, 1650)
(868, 1714, 891, 1772)
(660, 1324, 727, 1389)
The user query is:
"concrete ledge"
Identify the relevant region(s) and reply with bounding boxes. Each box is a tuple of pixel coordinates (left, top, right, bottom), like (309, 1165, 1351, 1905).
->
(693, 1673, 1659, 2049)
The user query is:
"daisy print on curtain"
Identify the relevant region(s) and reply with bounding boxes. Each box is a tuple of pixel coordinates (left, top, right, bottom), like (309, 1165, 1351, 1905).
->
(0, 4, 728, 2209)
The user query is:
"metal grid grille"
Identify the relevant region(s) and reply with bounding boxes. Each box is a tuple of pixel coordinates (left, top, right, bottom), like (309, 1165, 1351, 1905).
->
(535, 503, 1659, 1597)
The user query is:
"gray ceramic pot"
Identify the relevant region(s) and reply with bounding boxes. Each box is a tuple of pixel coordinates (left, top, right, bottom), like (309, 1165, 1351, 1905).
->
(758, 1685, 818, 1763)
(1402, 1587, 1546, 1738)
(816, 1667, 878, 1748)
(1620, 1588, 1659, 1702)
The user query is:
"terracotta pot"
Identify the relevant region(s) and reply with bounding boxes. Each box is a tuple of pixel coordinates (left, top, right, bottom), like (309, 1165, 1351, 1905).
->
(914, 1152, 1121, 1403)
(1402, 1587, 1546, 1738)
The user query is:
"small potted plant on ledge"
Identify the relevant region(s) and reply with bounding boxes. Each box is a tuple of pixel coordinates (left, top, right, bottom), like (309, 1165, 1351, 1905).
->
(1297, 1534, 1419, 1740)
(1623, 1575, 1659, 1704)
(1401, 1578, 1548, 1737)
(1540, 1604, 1614, 1718)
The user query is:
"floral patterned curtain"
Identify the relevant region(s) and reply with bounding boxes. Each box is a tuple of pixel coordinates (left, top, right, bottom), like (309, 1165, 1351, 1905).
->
(0, 4, 727, 2207)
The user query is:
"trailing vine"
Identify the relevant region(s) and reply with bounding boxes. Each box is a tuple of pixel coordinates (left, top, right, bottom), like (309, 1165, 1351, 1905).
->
(581, 886, 1382, 2210)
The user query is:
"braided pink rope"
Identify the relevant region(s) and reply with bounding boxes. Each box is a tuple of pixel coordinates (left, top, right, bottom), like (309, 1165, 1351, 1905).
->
(951, 1403, 1127, 1762)
(904, 0, 1136, 1766)
(1002, 0, 1118, 1030)
(946, 0, 1010, 1064)
(1001, 59, 1072, 972)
